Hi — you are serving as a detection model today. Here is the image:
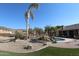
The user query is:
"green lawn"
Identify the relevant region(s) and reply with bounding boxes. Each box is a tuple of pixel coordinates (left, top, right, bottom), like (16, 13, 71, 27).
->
(1, 47, 79, 56)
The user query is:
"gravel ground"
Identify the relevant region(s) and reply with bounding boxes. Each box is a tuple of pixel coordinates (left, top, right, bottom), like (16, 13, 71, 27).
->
(0, 36, 79, 53)
(0, 36, 48, 53)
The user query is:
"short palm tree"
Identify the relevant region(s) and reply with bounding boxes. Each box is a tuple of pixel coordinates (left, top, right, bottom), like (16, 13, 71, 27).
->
(25, 3, 39, 40)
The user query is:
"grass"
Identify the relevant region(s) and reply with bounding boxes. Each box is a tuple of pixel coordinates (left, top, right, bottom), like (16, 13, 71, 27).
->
(1, 47, 79, 56)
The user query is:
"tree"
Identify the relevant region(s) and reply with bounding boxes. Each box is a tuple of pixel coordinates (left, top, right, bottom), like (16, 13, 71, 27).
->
(45, 26, 52, 36)
(45, 25, 63, 37)
(29, 28, 33, 36)
(33, 27, 44, 36)
(25, 3, 39, 40)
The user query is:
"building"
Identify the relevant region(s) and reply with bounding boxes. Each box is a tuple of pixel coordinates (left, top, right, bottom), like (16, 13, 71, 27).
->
(0, 28, 15, 37)
(57, 24, 79, 39)
(0, 29, 13, 34)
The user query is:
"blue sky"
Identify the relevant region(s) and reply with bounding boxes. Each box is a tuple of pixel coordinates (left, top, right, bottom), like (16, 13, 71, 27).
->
(0, 3, 79, 29)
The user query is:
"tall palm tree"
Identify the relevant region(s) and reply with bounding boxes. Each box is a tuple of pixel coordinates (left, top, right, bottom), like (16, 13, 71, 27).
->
(25, 3, 39, 40)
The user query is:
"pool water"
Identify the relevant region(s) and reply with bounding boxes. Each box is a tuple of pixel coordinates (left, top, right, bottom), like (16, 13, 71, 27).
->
(54, 37, 65, 41)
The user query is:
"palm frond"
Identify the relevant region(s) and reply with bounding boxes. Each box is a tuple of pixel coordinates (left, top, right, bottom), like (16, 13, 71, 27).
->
(29, 3, 39, 10)
(25, 10, 31, 20)
(25, 3, 39, 20)
(25, 11, 28, 19)
(30, 10, 34, 20)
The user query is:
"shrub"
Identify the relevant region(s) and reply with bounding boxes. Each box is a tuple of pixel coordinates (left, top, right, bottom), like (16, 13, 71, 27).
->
(15, 31, 25, 39)
(38, 35, 50, 41)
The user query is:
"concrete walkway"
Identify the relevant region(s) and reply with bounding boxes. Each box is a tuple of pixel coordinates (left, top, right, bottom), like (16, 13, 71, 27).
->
(48, 39, 79, 48)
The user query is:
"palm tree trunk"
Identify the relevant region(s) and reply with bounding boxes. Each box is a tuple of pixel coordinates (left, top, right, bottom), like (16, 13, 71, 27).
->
(26, 19, 29, 40)
(26, 19, 31, 46)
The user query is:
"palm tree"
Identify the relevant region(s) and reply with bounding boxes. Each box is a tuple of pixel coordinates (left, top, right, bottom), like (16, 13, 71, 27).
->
(45, 26, 63, 37)
(45, 26, 51, 36)
(25, 3, 39, 40)
(33, 27, 44, 37)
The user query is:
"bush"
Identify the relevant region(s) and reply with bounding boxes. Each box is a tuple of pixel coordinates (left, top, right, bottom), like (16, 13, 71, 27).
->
(38, 35, 50, 41)
(15, 31, 25, 39)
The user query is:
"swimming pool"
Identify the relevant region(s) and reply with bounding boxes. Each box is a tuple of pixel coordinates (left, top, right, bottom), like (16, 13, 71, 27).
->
(54, 37, 65, 41)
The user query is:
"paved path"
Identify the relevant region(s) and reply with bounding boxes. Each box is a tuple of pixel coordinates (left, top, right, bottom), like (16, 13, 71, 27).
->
(48, 39, 79, 48)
